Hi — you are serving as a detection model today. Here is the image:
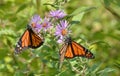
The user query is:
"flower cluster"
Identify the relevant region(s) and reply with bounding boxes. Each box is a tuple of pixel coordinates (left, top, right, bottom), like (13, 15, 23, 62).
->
(17, 9, 94, 69)
(49, 10, 66, 19)
(30, 10, 69, 43)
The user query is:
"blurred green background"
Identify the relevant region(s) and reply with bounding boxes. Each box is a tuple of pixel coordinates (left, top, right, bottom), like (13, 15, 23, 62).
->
(0, 0, 120, 76)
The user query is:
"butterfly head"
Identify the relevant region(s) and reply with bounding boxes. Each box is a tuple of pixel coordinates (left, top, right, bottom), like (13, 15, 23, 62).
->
(27, 24, 32, 29)
(65, 37, 72, 44)
(15, 43, 22, 54)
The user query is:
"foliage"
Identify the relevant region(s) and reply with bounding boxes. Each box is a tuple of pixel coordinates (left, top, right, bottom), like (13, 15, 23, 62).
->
(0, 0, 120, 76)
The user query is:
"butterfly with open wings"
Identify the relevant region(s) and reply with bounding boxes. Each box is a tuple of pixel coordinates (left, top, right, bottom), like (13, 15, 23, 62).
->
(15, 24, 44, 54)
(59, 37, 94, 68)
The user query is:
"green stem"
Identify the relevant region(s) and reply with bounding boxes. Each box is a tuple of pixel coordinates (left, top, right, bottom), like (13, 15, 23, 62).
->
(36, 0, 41, 14)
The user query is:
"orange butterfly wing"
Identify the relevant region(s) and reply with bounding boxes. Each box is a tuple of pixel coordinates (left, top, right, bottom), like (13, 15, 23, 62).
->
(59, 43, 68, 68)
(69, 41, 94, 59)
(15, 25, 44, 54)
(29, 29, 43, 48)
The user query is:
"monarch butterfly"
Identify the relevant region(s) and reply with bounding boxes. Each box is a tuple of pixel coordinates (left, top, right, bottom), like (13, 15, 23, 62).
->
(59, 37, 94, 68)
(15, 24, 44, 54)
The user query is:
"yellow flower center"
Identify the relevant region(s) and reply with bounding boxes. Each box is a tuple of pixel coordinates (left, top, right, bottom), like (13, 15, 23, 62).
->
(42, 23, 47, 27)
(61, 29, 67, 36)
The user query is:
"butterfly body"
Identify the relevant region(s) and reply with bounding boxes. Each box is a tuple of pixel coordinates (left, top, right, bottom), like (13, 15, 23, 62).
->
(15, 25, 44, 54)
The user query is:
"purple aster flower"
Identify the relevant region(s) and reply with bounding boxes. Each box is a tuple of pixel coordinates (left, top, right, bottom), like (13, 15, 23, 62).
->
(55, 20, 70, 43)
(41, 17, 51, 31)
(30, 15, 42, 32)
(49, 10, 66, 19)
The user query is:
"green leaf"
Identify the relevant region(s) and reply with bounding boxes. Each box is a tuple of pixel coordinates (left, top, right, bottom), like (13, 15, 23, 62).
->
(16, 3, 28, 13)
(0, 10, 5, 18)
(97, 68, 115, 76)
(0, 29, 16, 37)
(72, 12, 85, 23)
(115, 60, 120, 69)
(113, 0, 120, 7)
(70, 6, 96, 23)
(70, 6, 96, 17)
(14, 71, 24, 76)
(89, 62, 102, 73)
(103, 0, 112, 6)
